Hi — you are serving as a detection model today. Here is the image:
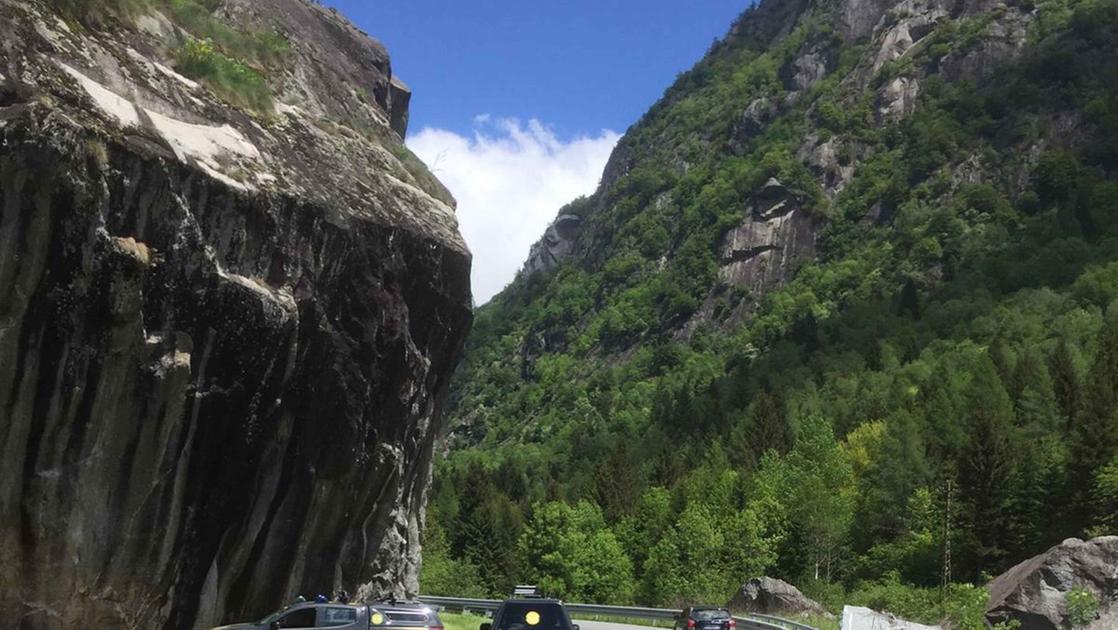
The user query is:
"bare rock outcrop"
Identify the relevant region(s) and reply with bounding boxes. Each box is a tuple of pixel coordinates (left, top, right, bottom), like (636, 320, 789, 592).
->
(781, 46, 837, 94)
(728, 576, 829, 617)
(879, 76, 922, 120)
(986, 537, 1118, 630)
(841, 606, 941, 630)
(522, 213, 584, 278)
(718, 179, 819, 304)
(0, 1, 471, 629)
(732, 96, 779, 151)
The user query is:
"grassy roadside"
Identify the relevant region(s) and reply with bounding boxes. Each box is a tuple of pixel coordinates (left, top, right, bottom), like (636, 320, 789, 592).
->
(441, 612, 490, 630)
(439, 611, 834, 630)
(791, 615, 838, 630)
(568, 614, 672, 628)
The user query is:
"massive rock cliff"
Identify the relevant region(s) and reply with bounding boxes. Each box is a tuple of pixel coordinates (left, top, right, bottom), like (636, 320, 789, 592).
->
(0, 1, 471, 628)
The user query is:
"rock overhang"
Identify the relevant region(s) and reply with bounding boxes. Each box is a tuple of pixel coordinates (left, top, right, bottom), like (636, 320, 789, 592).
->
(2, 0, 467, 257)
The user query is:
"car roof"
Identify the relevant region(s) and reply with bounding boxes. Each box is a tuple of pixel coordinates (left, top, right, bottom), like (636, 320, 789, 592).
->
(502, 598, 563, 605)
(287, 603, 321, 611)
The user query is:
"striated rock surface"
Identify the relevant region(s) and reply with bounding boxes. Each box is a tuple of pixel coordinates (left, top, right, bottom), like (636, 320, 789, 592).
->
(522, 213, 584, 279)
(717, 179, 819, 316)
(986, 537, 1118, 630)
(728, 576, 829, 618)
(0, 1, 471, 629)
(841, 606, 941, 630)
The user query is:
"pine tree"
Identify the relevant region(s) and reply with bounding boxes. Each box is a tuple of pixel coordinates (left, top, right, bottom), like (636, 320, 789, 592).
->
(855, 410, 930, 550)
(1048, 338, 1081, 434)
(867, 411, 930, 538)
(750, 390, 793, 458)
(1011, 349, 1060, 435)
(1070, 314, 1118, 526)
(958, 355, 1017, 577)
(595, 442, 644, 521)
(989, 337, 1015, 385)
(1089, 456, 1118, 536)
(1006, 436, 1069, 558)
(728, 416, 760, 472)
(898, 279, 921, 319)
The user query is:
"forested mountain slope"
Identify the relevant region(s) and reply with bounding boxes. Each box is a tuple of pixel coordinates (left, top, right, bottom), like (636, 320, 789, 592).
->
(429, 0, 1118, 624)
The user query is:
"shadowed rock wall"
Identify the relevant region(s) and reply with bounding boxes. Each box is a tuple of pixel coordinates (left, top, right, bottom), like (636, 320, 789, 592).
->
(0, 1, 471, 628)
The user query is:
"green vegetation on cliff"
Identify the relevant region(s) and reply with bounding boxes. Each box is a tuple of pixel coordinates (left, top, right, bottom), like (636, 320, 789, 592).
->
(427, 0, 1118, 626)
(54, 0, 287, 111)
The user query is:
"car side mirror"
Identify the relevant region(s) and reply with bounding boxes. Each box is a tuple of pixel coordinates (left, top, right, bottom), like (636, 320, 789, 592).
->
(269, 623, 280, 630)
(573, 625, 580, 630)
(481, 623, 492, 630)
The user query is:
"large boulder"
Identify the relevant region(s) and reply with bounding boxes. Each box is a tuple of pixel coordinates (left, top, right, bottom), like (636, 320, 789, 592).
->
(727, 577, 828, 617)
(840, 606, 941, 630)
(986, 537, 1118, 630)
(0, 1, 470, 629)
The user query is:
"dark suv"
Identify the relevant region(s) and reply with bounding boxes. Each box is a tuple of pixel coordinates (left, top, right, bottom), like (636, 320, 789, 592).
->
(674, 607, 736, 630)
(482, 597, 579, 630)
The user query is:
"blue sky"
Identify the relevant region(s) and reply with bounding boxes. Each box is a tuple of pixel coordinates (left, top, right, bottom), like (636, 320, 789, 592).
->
(325, 1, 752, 303)
(326, 1, 749, 138)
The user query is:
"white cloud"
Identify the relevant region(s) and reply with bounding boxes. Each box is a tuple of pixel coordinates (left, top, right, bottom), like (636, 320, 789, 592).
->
(408, 117, 620, 305)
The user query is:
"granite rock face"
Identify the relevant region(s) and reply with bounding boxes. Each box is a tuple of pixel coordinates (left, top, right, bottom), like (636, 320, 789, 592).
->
(0, 1, 471, 629)
(718, 178, 819, 307)
(522, 213, 583, 278)
(840, 606, 941, 630)
(986, 537, 1118, 630)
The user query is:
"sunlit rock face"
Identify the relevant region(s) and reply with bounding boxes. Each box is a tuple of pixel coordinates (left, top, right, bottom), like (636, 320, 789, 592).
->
(718, 178, 819, 305)
(0, 1, 471, 628)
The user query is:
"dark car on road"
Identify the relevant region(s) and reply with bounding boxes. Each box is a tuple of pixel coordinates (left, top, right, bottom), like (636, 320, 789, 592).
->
(213, 599, 444, 630)
(674, 607, 736, 630)
(482, 592, 579, 630)
(372, 600, 446, 630)
(213, 601, 368, 629)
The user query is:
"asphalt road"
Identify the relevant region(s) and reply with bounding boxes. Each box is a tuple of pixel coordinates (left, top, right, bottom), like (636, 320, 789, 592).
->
(574, 620, 664, 630)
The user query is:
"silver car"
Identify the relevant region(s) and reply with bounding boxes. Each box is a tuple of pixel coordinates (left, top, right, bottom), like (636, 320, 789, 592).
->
(213, 601, 370, 629)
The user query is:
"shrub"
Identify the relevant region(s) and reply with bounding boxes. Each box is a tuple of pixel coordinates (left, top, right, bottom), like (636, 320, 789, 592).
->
(1036, 150, 1081, 206)
(1065, 587, 1099, 628)
(815, 100, 847, 132)
(164, 0, 289, 66)
(960, 183, 1017, 224)
(176, 38, 273, 112)
(849, 578, 1021, 630)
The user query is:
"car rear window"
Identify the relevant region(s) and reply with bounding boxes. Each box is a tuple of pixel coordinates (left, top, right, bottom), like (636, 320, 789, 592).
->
(693, 610, 730, 621)
(323, 607, 357, 626)
(387, 611, 429, 625)
(496, 603, 570, 630)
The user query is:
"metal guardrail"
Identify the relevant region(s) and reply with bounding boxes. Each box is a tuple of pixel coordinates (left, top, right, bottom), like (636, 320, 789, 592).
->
(417, 597, 816, 630)
(741, 613, 817, 630)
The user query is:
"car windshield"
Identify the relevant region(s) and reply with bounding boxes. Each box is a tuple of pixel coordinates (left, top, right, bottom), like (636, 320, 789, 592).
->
(497, 603, 570, 630)
(693, 610, 730, 621)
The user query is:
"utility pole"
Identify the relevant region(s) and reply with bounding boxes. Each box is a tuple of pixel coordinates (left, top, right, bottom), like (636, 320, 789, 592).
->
(942, 477, 954, 597)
